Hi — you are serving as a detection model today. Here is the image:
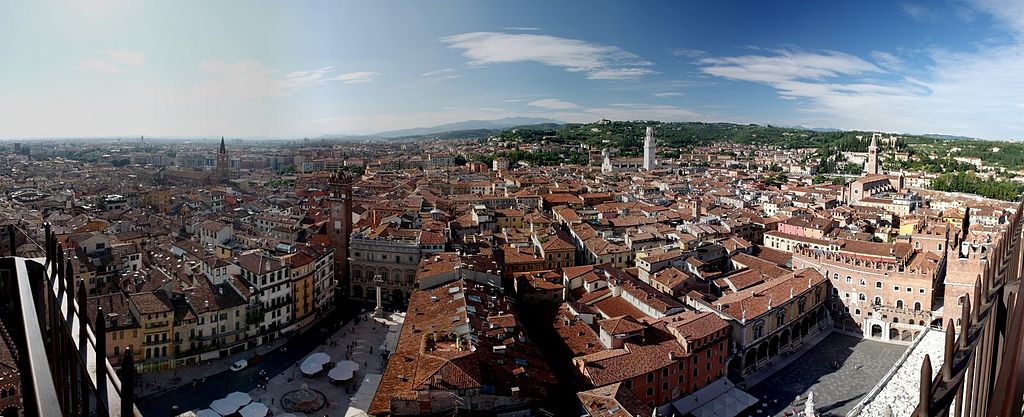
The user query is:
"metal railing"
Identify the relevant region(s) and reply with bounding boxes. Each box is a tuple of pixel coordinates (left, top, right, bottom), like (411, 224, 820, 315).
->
(910, 211, 1024, 417)
(1, 224, 141, 416)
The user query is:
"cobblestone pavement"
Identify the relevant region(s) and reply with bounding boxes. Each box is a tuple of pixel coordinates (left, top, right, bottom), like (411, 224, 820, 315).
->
(746, 333, 906, 417)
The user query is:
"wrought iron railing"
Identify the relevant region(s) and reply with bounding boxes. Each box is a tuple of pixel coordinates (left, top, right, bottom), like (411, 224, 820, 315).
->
(1, 224, 141, 416)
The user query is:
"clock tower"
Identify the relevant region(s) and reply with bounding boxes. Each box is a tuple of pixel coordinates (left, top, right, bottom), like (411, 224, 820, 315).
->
(328, 170, 354, 302)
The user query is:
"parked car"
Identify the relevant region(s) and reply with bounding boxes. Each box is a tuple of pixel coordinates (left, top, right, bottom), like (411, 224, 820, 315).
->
(230, 359, 248, 371)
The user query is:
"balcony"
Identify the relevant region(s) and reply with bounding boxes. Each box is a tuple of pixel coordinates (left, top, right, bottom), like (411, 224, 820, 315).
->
(0, 224, 141, 416)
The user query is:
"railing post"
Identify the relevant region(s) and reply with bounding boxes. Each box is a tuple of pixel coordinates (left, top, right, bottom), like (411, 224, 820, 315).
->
(917, 354, 932, 417)
(66, 258, 75, 305)
(77, 281, 90, 417)
(57, 243, 66, 294)
(7, 224, 14, 256)
(95, 306, 108, 417)
(119, 347, 135, 417)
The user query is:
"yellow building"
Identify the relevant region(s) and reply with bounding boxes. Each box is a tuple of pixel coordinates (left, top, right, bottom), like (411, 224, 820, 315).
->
(285, 251, 317, 330)
(128, 292, 175, 371)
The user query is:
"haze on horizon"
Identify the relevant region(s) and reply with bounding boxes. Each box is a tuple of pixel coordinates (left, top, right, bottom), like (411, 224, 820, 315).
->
(2, 0, 1024, 140)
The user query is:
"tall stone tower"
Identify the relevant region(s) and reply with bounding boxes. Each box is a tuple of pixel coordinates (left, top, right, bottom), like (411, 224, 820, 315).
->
(866, 133, 879, 175)
(216, 136, 229, 183)
(328, 170, 354, 301)
(643, 126, 657, 171)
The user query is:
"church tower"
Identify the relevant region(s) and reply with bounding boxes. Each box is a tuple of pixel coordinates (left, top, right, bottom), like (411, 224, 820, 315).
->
(866, 133, 880, 175)
(643, 126, 657, 171)
(328, 170, 354, 301)
(216, 136, 229, 183)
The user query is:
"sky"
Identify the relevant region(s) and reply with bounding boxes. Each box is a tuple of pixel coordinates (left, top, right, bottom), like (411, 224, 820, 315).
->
(2, 0, 1024, 140)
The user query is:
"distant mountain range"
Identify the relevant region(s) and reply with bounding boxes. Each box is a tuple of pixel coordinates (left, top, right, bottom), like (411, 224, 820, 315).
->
(371, 117, 563, 138)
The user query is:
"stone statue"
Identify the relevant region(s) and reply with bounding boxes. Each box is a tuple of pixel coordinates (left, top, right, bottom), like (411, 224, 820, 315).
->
(804, 391, 818, 417)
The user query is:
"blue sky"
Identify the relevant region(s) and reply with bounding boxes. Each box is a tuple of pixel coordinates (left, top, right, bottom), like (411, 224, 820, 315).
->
(2, 0, 1024, 139)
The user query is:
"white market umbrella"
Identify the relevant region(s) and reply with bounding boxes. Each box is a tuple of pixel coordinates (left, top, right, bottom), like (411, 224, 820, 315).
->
(329, 360, 360, 382)
(300, 352, 332, 376)
(195, 409, 222, 417)
(209, 391, 252, 415)
(239, 402, 269, 417)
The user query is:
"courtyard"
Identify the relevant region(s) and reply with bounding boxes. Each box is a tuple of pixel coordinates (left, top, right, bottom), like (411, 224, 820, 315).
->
(745, 332, 906, 416)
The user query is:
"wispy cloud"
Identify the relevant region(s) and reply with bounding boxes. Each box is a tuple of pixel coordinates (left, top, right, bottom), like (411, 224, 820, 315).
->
(870, 51, 905, 72)
(901, 3, 937, 22)
(420, 68, 461, 82)
(670, 48, 708, 59)
(528, 98, 579, 109)
(696, 38, 1024, 139)
(76, 49, 146, 74)
(971, 0, 1024, 34)
(502, 27, 542, 31)
(421, 68, 455, 77)
(281, 66, 335, 89)
(441, 31, 653, 80)
(332, 71, 379, 84)
(653, 92, 684, 98)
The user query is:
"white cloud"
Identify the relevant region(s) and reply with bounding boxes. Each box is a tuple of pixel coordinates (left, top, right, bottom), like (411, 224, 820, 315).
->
(528, 98, 579, 109)
(76, 49, 146, 74)
(870, 51, 905, 72)
(441, 31, 653, 80)
(332, 71, 379, 84)
(696, 40, 1024, 139)
(971, 0, 1024, 34)
(670, 48, 708, 58)
(699, 49, 882, 85)
(281, 66, 335, 89)
(653, 92, 684, 97)
(901, 4, 937, 22)
(502, 27, 542, 31)
(421, 68, 455, 77)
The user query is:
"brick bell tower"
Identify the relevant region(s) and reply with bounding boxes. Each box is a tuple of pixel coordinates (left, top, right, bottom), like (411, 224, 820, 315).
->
(328, 170, 354, 302)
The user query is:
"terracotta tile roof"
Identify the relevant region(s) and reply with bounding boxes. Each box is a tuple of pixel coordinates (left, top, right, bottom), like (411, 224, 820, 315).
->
(552, 304, 603, 356)
(129, 291, 173, 315)
(713, 268, 826, 321)
(578, 382, 652, 417)
(370, 279, 556, 415)
(599, 315, 645, 335)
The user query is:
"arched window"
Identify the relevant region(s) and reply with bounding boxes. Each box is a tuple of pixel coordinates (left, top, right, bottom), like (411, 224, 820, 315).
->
(875, 281, 882, 288)
(896, 300, 904, 309)
(114, 346, 120, 357)
(957, 296, 964, 306)
(833, 273, 839, 280)
(846, 276, 852, 283)
(858, 293, 866, 301)
(855, 309, 861, 315)
(859, 279, 867, 286)
(914, 301, 922, 311)
(873, 296, 882, 305)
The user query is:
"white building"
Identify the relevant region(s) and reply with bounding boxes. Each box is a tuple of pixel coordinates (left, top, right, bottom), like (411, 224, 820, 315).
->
(235, 252, 291, 341)
(643, 126, 657, 171)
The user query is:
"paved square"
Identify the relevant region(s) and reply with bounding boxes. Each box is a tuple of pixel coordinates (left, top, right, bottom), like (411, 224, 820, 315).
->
(746, 333, 906, 416)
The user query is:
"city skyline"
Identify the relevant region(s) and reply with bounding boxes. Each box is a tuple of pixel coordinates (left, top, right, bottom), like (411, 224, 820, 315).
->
(2, 0, 1024, 140)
